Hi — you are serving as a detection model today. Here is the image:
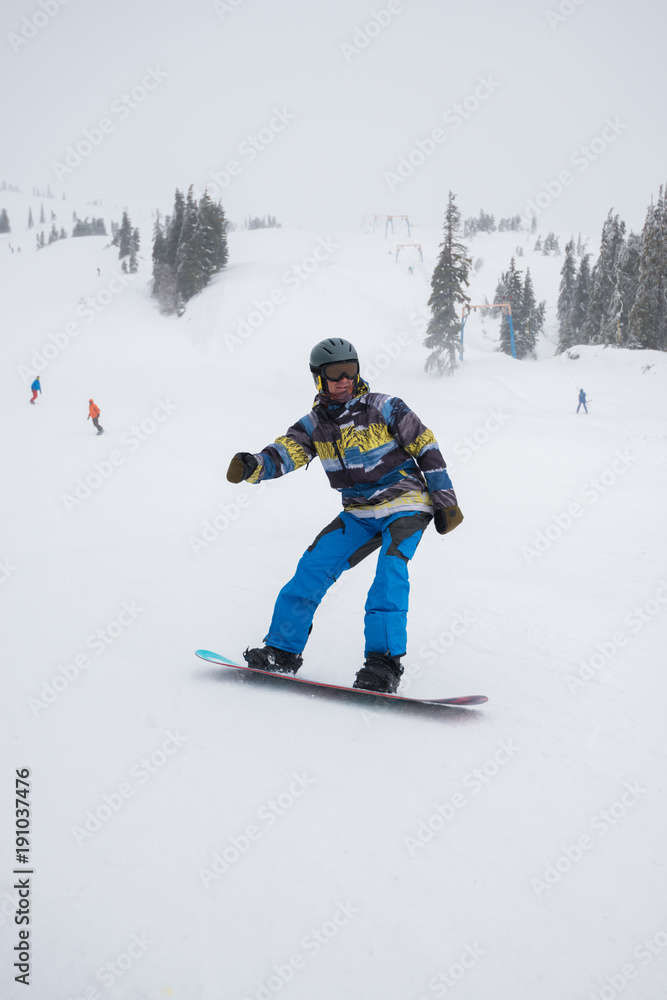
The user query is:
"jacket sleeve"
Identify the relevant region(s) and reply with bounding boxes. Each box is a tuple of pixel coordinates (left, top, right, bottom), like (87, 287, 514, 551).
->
(246, 417, 317, 483)
(387, 398, 458, 510)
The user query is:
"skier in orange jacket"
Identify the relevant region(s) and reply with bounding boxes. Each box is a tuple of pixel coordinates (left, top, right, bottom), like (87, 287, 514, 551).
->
(88, 399, 105, 435)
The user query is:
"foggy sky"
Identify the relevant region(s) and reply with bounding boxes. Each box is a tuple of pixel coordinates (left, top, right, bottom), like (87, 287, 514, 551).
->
(2, 0, 665, 238)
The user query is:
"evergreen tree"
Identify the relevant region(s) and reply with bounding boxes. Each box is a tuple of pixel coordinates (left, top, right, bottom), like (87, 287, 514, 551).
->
(164, 189, 185, 268)
(626, 189, 667, 350)
(424, 192, 471, 374)
(117, 211, 133, 261)
(194, 190, 229, 289)
(129, 228, 140, 273)
(521, 268, 543, 355)
(175, 187, 200, 301)
(582, 211, 626, 344)
(603, 231, 641, 346)
(497, 258, 523, 357)
(28, 207, 34, 229)
(566, 254, 591, 350)
(39, 203, 45, 224)
(556, 239, 578, 353)
(0, 208, 9, 233)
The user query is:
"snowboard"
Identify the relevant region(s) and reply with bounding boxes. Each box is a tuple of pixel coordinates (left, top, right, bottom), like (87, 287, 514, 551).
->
(195, 650, 488, 707)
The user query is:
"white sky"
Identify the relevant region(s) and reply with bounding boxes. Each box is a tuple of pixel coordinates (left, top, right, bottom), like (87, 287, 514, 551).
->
(1, 0, 665, 238)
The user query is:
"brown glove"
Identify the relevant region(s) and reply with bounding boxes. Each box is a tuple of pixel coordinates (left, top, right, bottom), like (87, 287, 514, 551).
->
(434, 505, 463, 535)
(226, 452, 259, 483)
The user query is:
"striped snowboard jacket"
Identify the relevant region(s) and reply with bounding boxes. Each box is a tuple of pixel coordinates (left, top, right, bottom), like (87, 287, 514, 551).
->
(247, 380, 457, 518)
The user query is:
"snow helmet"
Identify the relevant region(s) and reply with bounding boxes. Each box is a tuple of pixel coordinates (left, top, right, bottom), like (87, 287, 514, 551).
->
(309, 337, 358, 375)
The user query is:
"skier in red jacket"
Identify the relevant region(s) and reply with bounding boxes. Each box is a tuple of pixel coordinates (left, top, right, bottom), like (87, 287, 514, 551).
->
(88, 399, 104, 435)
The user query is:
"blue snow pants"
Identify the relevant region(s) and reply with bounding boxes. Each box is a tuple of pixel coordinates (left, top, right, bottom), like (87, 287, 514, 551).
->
(264, 510, 431, 658)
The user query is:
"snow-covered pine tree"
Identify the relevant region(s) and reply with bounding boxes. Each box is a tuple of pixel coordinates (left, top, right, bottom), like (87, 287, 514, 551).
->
(497, 258, 523, 357)
(566, 254, 591, 350)
(521, 268, 543, 355)
(0, 208, 9, 233)
(28, 207, 34, 229)
(626, 187, 667, 350)
(129, 228, 140, 274)
(193, 191, 229, 293)
(175, 187, 200, 302)
(424, 191, 471, 375)
(556, 239, 578, 353)
(602, 231, 641, 346)
(582, 211, 626, 344)
(117, 211, 133, 262)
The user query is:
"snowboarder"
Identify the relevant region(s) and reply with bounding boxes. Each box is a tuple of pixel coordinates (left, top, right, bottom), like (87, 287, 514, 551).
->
(87, 398, 104, 434)
(226, 337, 463, 694)
(577, 388, 588, 414)
(30, 376, 41, 404)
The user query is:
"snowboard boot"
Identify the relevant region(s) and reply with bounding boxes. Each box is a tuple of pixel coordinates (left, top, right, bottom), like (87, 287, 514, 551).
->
(353, 652, 404, 694)
(243, 645, 303, 675)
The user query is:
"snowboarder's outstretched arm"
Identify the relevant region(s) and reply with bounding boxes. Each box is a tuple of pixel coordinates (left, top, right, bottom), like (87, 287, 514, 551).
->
(226, 419, 317, 484)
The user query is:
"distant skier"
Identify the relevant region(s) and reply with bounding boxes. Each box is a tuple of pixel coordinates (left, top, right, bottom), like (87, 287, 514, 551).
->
(88, 398, 104, 435)
(30, 376, 41, 404)
(577, 388, 588, 414)
(226, 337, 463, 694)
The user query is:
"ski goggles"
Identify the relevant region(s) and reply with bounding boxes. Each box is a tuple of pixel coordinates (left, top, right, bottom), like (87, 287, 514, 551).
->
(321, 361, 359, 382)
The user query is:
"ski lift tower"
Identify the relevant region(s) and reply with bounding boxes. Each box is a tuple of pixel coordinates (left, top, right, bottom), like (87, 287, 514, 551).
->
(461, 302, 516, 361)
(384, 214, 411, 238)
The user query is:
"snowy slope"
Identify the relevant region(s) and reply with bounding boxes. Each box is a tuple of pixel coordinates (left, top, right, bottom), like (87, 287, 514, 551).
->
(2, 220, 666, 1000)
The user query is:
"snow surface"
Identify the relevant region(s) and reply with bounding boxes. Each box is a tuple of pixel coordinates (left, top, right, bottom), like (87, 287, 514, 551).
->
(2, 208, 667, 1000)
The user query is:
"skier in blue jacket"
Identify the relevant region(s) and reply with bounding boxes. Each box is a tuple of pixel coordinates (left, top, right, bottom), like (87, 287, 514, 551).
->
(226, 337, 463, 694)
(577, 388, 588, 414)
(30, 376, 41, 404)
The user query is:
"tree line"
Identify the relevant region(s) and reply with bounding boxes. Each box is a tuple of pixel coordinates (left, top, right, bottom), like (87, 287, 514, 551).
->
(557, 187, 667, 353)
